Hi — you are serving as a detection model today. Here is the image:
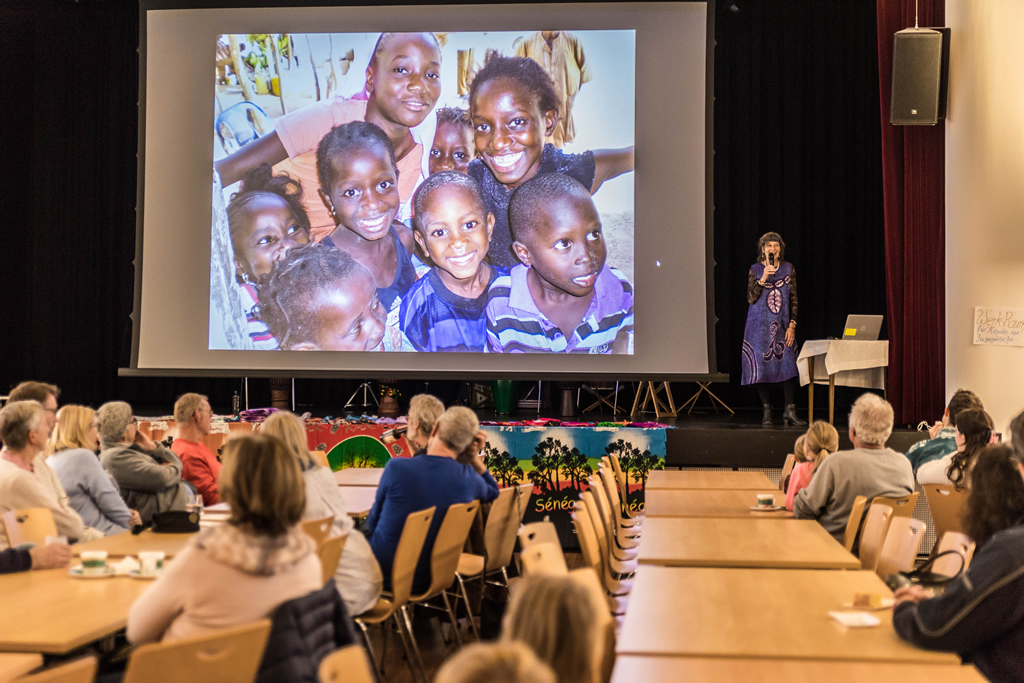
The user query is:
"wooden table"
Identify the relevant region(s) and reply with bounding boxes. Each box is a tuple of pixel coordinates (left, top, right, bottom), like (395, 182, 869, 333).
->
(0, 653, 43, 681)
(72, 530, 194, 558)
(646, 470, 775, 490)
(338, 486, 378, 518)
(637, 517, 859, 569)
(611, 656, 983, 682)
(333, 468, 384, 486)
(617, 566, 959, 664)
(645, 488, 794, 518)
(0, 568, 151, 654)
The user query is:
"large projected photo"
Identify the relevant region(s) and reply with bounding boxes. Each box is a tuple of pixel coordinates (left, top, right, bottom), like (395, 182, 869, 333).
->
(210, 30, 635, 354)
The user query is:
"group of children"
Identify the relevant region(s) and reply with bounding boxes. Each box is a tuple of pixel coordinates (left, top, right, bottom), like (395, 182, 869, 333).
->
(224, 36, 635, 354)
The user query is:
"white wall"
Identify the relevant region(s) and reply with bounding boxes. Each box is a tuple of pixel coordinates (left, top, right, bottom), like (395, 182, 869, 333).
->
(946, 0, 1024, 435)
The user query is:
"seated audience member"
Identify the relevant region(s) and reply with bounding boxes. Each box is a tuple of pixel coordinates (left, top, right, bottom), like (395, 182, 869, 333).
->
(261, 411, 383, 616)
(127, 434, 321, 644)
(0, 543, 72, 575)
(364, 406, 498, 593)
(783, 434, 806, 498)
(785, 422, 839, 511)
(46, 406, 141, 534)
(917, 408, 994, 489)
(502, 574, 606, 683)
(0, 401, 88, 548)
(406, 393, 445, 456)
(794, 393, 914, 543)
(485, 174, 634, 354)
(434, 642, 556, 683)
(170, 393, 222, 506)
(7, 381, 69, 507)
(893, 445, 1024, 683)
(98, 401, 187, 524)
(904, 389, 984, 474)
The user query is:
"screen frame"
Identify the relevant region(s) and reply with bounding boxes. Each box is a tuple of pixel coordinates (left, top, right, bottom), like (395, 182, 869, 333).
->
(127, 0, 720, 381)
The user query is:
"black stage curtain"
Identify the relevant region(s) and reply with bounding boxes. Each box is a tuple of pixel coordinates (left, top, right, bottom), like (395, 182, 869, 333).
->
(2, 1, 887, 417)
(712, 0, 887, 412)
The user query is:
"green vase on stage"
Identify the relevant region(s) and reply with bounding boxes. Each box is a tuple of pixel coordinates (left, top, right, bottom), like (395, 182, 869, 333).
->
(492, 380, 518, 415)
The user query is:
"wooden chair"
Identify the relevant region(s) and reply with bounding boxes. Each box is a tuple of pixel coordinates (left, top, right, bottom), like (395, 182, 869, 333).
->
(2, 508, 57, 547)
(857, 503, 894, 571)
(408, 501, 481, 648)
(580, 491, 637, 577)
(15, 657, 97, 683)
(932, 531, 976, 578)
(301, 516, 335, 546)
(842, 496, 869, 552)
(309, 450, 330, 470)
(353, 507, 435, 683)
(316, 534, 347, 585)
(598, 467, 642, 532)
(122, 620, 272, 683)
(518, 521, 560, 549)
(571, 505, 629, 615)
(869, 492, 920, 520)
(318, 644, 375, 683)
(875, 517, 927, 580)
(589, 477, 640, 556)
(779, 453, 796, 493)
(514, 483, 534, 524)
(923, 484, 969, 545)
(520, 541, 568, 576)
(456, 486, 520, 597)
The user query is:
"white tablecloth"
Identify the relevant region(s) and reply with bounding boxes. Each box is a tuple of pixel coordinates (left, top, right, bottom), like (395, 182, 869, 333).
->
(797, 340, 888, 390)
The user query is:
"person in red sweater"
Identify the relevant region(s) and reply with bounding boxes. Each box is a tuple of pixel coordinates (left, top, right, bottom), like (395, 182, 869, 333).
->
(171, 393, 221, 506)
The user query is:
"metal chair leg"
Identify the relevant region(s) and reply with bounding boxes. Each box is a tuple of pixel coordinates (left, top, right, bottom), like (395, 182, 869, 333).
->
(392, 612, 424, 683)
(440, 590, 464, 648)
(354, 620, 385, 683)
(401, 605, 429, 683)
(455, 572, 481, 641)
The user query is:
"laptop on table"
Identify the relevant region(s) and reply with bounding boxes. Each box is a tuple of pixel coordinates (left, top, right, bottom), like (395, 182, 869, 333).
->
(842, 315, 883, 341)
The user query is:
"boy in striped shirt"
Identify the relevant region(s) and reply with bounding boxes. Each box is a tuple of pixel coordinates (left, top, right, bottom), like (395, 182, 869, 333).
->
(485, 174, 634, 354)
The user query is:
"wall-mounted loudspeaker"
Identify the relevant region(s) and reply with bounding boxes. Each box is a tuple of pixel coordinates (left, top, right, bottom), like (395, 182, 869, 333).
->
(890, 27, 950, 125)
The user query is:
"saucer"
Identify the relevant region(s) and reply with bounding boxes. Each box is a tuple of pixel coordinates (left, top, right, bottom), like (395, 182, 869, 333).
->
(749, 505, 786, 511)
(128, 570, 161, 580)
(70, 565, 117, 579)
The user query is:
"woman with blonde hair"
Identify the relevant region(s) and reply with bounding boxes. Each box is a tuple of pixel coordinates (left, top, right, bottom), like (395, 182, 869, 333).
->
(127, 434, 321, 644)
(46, 406, 141, 534)
(435, 642, 556, 683)
(261, 411, 383, 615)
(502, 574, 605, 683)
(786, 421, 839, 510)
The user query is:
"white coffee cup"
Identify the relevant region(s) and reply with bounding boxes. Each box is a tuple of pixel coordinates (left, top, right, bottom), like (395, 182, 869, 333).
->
(138, 551, 166, 576)
(756, 493, 775, 507)
(80, 551, 108, 576)
(45, 535, 69, 546)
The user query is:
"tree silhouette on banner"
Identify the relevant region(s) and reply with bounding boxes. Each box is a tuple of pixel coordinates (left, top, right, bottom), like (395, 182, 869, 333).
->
(560, 446, 593, 492)
(527, 437, 566, 493)
(483, 443, 524, 487)
(604, 439, 664, 490)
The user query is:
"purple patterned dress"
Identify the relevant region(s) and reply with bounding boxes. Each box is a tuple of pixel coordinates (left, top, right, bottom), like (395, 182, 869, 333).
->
(741, 261, 798, 385)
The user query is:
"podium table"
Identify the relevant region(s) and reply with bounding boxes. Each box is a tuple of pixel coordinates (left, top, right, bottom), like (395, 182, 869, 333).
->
(797, 340, 888, 424)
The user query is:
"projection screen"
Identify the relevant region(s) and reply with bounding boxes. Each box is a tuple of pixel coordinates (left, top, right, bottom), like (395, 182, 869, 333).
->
(132, 2, 714, 378)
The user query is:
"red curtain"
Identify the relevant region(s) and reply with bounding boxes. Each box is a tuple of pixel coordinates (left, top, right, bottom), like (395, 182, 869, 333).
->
(876, 0, 946, 425)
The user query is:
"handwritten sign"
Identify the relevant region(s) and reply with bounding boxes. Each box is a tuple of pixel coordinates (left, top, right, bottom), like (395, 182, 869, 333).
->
(974, 307, 1024, 347)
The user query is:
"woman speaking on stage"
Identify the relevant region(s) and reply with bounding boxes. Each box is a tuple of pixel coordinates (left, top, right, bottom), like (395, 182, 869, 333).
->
(741, 232, 806, 426)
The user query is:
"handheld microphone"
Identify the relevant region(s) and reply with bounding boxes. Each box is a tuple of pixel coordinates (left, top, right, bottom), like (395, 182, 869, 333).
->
(381, 425, 408, 444)
(768, 253, 776, 282)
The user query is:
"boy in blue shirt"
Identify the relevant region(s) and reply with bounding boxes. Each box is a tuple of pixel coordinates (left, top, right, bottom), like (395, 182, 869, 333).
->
(485, 173, 634, 354)
(399, 171, 501, 352)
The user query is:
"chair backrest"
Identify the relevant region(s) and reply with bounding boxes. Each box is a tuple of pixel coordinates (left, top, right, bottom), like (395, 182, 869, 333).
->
(932, 531, 976, 577)
(388, 507, 436, 607)
(318, 644, 375, 683)
(518, 521, 560, 549)
(870, 492, 920, 519)
(417, 501, 480, 599)
(779, 453, 796, 492)
(16, 657, 97, 683)
(301, 516, 335, 546)
(2, 508, 58, 547)
(520, 541, 568, 576)
(316, 535, 347, 585)
(842, 496, 869, 552)
(481, 486, 519, 574)
(309, 450, 330, 470)
(875, 517, 927, 579)
(922, 484, 969, 543)
(572, 505, 603, 574)
(515, 483, 534, 524)
(598, 467, 625, 520)
(858, 503, 894, 571)
(123, 620, 272, 683)
(588, 474, 615, 530)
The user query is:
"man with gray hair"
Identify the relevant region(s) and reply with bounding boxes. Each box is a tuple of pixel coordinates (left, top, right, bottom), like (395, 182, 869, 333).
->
(364, 406, 498, 594)
(98, 401, 188, 525)
(794, 393, 914, 544)
(170, 393, 222, 506)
